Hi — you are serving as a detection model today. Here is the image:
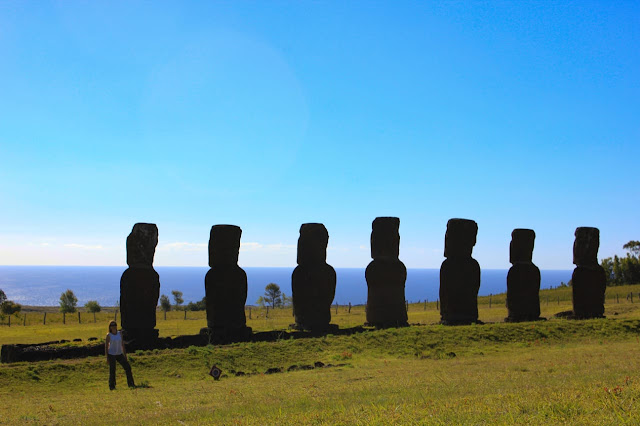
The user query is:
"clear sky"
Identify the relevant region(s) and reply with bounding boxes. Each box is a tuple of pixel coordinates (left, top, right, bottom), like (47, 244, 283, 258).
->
(0, 1, 638, 269)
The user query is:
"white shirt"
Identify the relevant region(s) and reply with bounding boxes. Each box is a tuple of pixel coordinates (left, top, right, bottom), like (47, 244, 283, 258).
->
(107, 331, 123, 355)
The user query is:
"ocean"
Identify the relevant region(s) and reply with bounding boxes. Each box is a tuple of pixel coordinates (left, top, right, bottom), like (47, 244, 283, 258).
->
(0, 266, 573, 307)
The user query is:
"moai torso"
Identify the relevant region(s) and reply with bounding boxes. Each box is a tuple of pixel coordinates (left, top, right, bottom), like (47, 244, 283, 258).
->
(291, 223, 337, 330)
(365, 217, 408, 327)
(205, 225, 248, 331)
(506, 229, 541, 322)
(120, 223, 160, 335)
(439, 218, 480, 324)
(572, 227, 606, 318)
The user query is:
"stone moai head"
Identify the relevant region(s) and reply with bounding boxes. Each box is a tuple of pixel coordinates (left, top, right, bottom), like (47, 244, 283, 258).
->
(297, 223, 329, 264)
(444, 218, 478, 258)
(209, 225, 242, 267)
(371, 217, 400, 260)
(126, 223, 158, 268)
(573, 227, 600, 266)
(510, 229, 535, 264)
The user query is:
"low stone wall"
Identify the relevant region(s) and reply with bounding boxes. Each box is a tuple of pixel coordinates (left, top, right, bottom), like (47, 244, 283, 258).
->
(1, 326, 367, 364)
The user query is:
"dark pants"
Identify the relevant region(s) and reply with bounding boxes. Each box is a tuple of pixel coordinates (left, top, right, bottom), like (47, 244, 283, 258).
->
(108, 354, 135, 389)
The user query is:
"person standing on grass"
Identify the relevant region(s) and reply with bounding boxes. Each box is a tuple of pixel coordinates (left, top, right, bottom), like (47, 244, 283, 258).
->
(105, 320, 135, 390)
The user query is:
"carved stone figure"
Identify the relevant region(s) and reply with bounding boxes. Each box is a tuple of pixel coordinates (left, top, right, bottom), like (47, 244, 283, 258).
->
(439, 218, 480, 325)
(291, 223, 337, 331)
(571, 227, 606, 318)
(506, 229, 541, 322)
(365, 217, 408, 327)
(120, 223, 160, 341)
(204, 225, 251, 338)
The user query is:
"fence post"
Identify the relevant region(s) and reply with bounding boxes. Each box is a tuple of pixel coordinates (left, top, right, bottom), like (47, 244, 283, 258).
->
(249, 307, 252, 319)
(63, 312, 66, 324)
(348, 302, 351, 313)
(489, 294, 492, 308)
(557, 296, 560, 305)
(43, 312, 46, 325)
(266, 306, 269, 318)
(436, 300, 439, 311)
(336, 303, 338, 314)
(24, 313, 27, 326)
(78, 311, 81, 324)
(617, 293, 619, 304)
(164, 310, 166, 320)
(8, 315, 10, 327)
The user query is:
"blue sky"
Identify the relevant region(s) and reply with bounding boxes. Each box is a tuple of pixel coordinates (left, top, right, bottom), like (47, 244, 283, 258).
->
(0, 1, 638, 269)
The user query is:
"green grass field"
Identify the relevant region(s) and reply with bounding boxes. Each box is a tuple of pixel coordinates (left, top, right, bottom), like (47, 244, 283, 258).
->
(2, 286, 640, 424)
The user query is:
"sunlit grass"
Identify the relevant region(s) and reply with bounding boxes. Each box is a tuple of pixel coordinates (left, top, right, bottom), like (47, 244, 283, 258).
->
(2, 319, 640, 424)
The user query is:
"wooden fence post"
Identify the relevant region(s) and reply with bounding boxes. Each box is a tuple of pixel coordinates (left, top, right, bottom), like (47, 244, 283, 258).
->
(348, 302, 351, 313)
(336, 303, 338, 314)
(557, 296, 560, 305)
(184, 310, 187, 320)
(266, 306, 269, 318)
(249, 307, 252, 319)
(78, 311, 81, 324)
(43, 312, 46, 325)
(63, 312, 66, 325)
(8, 315, 10, 327)
(617, 293, 619, 304)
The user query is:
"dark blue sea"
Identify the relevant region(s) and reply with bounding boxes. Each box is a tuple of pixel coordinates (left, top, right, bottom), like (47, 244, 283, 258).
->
(0, 266, 572, 307)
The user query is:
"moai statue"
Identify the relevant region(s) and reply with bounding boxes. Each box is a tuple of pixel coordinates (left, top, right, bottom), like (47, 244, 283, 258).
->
(439, 218, 480, 325)
(505, 229, 542, 322)
(571, 227, 606, 318)
(204, 225, 251, 339)
(291, 223, 337, 331)
(365, 217, 408, 328)
(120, 223, 161, 342)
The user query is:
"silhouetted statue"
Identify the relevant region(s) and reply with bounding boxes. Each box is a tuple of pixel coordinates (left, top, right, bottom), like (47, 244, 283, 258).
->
(506, 229, 542, 322)
(291, 223, 337, 331)
(365, 217, 408, 328)
(204, 225, 251, 338)
(120, 223, 160, 342)
(572, 227, 606, 318)
(440, 218, 480, 325)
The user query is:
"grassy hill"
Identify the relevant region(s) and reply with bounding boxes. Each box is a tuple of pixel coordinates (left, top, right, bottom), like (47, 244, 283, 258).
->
(2, 285, 640, 423)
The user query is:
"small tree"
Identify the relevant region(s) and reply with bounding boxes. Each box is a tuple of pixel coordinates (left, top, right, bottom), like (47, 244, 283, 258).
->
(264, 283, 282, 309)
(623, 240, 640, 257)
(171, 290, 184, 310)
(1, 300, 21, 315)
(281, 292, 293, 308)
(85, 300, 101, 313)
(59, 289, 78, 313)
(160, 294, 171, 312)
